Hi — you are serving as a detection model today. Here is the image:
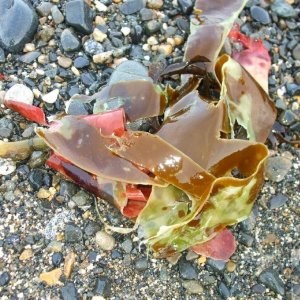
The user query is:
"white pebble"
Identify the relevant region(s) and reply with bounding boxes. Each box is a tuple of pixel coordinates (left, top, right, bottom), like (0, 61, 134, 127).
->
(5, 84, 34, 105)
(121, 27, 131, 36)
(95, 231, 115, 251)
(42, 89, 59, 104)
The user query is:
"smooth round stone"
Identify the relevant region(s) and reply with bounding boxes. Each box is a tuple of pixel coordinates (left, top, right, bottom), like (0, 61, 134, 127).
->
(271, 0, 297, 18)
(265, 156, 292, 182)
(0, 0, 38, 53)
(74, 56, 90, 68)
(269, 194, 288, 209)
(51, 6, 64, 24)
(147, 0, 163, 10)
(178, 260, 197, 280)
(61, 29, 81, 52)
(250, 6, 271, 24)
(64, 224, 83, 243)
(120, 0, 145, 15)
(19, 51, 41, 64)
(139, 8, 155, 21)
(0, 118, 14, 138)
(95, 231, 115, 251)
(182, 280, 203, 294)
(5, 84, 34, 105)
(66, 0, 93, 34)
(135, 258, 148, 271)
(0, 272, 10, 287)
(292, 44, 300, 60)
(258, 268, 285, 295)
(52, 252, 64, 267)
(178, 0, 193, 15)
(36, 2, 53, 17)
(108, 60, 151, 85)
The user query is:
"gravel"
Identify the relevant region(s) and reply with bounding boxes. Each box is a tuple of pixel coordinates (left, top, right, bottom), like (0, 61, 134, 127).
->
(0, 0, 299, 299)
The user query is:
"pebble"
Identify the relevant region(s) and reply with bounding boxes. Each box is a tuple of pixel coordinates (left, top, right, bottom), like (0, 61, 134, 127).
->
(74, 56, 90, 68)
(61, 282, 79, 300)
(28, 169, 51, 190)
(0, 158, 16, 175)
(250, 6, 271, 24)
(0, 0, 38, 52)
(145, 20, 161, 35)
(93, 51, 113, 64)
(52, 252, 64, 267)
(182, 280, 203, 294)
(84, 39, 104, 56)
(147, 0, 163, 9)
(119, 0, 145, 15)
(292, 44, 300, 60)
(219, 282, 231, 298)
(265, 156, 292, 182)
(94, 276, 112, 297)
(61, 29, 81, 52)
(178, 0, 193, 14)
(39, 268, 62, 286)
(36, 2, 54, 16)
(71, 190, 91, 206)
(64, 224, 83, 243)
(252, 283, 266, 294)
(279, 109, 298, 126)
(66, 0, 93, 34)
(58, 56, 73, 69)
(226, 261, 236, 273)
(178, 259, 197, 280)
(95, 231, 115, 250)
(5, 84, 34, 105)
(67, 100, 89, 115)
(108, 60, 151, 84)
(93, 28, 107, 42)
(42, 89, 59, 104)
(19, 51, 41, 64)
(0, 119, 14, 139)
(19, 249, 34, 261)
(258, 268, 285, 295)
(51, 6, 64, 24)
(207, 259, 226, 272)
(269, 194, 288, 209)
(271, 0, 297, 18)
(158, 44, 173, 56)
(140, 8, 155, 21)
(240, 232, 254, 247)
(120, 239, 133, 253)
(64, 252, 76, 278)
(37, 26, 55, 42)
(135, 258, 148, 271)
(121, 27, 131, 36)
(0, 272, 11, 287)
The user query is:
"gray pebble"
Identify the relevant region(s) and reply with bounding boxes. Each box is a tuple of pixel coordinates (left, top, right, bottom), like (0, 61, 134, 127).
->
(64, 224, 83, 243)
(269, 194, 288, 209)
(258, 268, 285, 295)
(250, 6, 271, 24)
(178, 260, 197, 279)
(271, 0, 297, 18)
(61, 29, 81, 52)
(135, 258, 148, 271)
(119, 0, 145, 15)
(265, 156, 292, 182)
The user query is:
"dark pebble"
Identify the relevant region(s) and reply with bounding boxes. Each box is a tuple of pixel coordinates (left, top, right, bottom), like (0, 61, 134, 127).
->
(59, 181, 78, 198)
(250, 6, 271, 24)
(81, 72, 97, 86)
(219, 282, 231, 299)
(67, 100, 89, 115)
(269, 194, 288, 209)
(88, 251, 98, 263)
(286, 83, 300, 96)
(61, 29, 81, 52)
(61, 282, 79, 300)
(258, 268, 285, 295)
(0, 0, 38, 52)
(0, 272, 10, 287)
(140, 8, 155, 21)
(178, 0, 193, 15)
(131, 25, 143, 44)
(144, 20, 161, 35)
(94, 276, 112, 297)
(279, 110, 298, 126)
(176, 18, 190, 33)
(252, 283, 266, 294)
(64, 224, 83, 243)
(119, 0, 145, 15)
(28, 169, 52, 191)
(111, 250, 123, 260)
(84, 221, 101, 236)
(240, 232, 254, 247)
(52, 252, 64, 267)
(66, 0, 93, 34)
(178, 259, 197, 280)
(74, 56, 90, 69)
(0, 118, 14, 138)
(207, 259, 226, 272)
(135, 258, 148, 272)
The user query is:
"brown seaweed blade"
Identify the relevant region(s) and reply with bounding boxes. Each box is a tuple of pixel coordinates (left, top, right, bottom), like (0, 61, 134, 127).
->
(35, 116, 161, 185)
(185, 0, 248, 71)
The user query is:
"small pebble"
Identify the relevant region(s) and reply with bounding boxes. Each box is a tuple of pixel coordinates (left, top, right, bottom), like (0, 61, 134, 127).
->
(95, 231, 115, 251)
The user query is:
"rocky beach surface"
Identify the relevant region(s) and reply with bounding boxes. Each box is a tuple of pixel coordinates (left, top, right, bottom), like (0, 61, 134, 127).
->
(0, 0, 299, 299)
